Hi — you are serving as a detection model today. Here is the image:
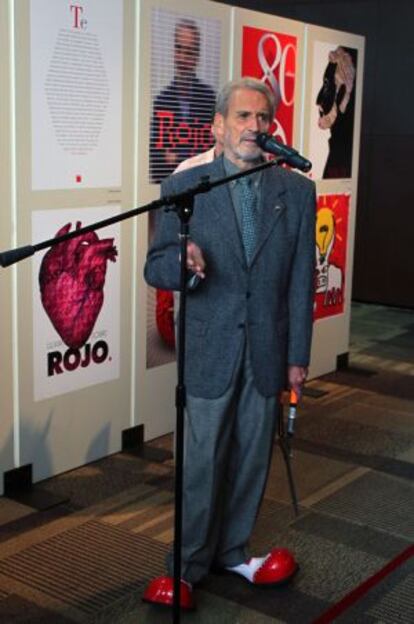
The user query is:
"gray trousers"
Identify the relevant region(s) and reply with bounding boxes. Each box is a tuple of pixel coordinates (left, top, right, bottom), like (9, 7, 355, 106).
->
(167, 340, 278, 584)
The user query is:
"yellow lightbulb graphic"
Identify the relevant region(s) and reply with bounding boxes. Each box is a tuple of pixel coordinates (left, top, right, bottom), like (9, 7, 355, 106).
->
(316, 207, 335, 259)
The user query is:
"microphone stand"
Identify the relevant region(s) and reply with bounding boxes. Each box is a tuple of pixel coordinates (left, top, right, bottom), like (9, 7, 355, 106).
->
(0, 156, 285, 624)
(170, 191, 192, 624)
(0, 158, 282, 269)
(277, 401, 299, 517)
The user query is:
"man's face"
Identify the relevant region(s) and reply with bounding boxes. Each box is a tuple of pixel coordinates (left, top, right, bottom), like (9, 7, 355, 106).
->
(217, 88, 271, 168)
(174, 26, 199, 79)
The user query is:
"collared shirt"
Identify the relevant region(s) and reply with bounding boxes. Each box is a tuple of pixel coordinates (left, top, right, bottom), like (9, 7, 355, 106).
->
(223, 156, 263, 234)
(174, 146, 216, 174)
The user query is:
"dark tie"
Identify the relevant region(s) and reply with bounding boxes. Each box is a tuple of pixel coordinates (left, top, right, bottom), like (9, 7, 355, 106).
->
(239, 177, 257, 262)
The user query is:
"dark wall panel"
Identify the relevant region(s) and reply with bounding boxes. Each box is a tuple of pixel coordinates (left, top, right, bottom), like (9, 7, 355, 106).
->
(354, 134, 414, 306)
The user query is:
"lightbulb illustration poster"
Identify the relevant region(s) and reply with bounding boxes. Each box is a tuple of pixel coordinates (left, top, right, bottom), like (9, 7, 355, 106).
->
(241, 26, 296, 146)
(314, 193, 350, 321)
(32, 206, 121, 400)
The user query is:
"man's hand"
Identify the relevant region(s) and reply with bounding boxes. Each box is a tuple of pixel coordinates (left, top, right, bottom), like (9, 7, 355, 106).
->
(288, 365, 308, 400)
(186, 242, 206, 279)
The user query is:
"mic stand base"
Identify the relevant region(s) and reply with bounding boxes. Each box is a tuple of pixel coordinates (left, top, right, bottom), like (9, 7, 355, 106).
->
(172, 195, 194, 623)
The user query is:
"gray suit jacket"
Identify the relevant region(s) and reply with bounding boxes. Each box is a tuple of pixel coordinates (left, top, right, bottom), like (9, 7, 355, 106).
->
(145, 155, 316, 399)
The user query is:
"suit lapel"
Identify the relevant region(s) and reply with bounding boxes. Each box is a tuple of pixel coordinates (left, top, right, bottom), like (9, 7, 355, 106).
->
(202, 157, 246, 267)
(250, 166, 287, 265)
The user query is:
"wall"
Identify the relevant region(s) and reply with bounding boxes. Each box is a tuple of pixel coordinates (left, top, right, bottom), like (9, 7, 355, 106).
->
(0, 0, 364, 492)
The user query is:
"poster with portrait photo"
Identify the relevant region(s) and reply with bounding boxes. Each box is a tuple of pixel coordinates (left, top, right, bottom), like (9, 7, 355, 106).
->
(308, 42, 358, 180)
(149, 8, 221, 185)
(241, 26, 297, 146)
(146, 7, 222, 370)
(314, 193, 350, 320)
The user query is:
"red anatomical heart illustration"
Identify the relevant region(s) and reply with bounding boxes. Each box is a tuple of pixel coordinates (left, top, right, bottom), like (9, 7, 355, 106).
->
(39, 222, 117, 349)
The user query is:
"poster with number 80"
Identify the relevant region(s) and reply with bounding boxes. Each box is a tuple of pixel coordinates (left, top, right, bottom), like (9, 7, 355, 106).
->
(241, 26, 296, 146)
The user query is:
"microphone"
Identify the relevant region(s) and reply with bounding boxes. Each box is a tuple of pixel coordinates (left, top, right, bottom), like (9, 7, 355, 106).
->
(256, 133, 312, 173)
(287, 390, 298, 437)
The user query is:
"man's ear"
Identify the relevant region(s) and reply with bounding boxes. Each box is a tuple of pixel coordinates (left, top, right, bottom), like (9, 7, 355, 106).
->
(214, 113, 225, 138)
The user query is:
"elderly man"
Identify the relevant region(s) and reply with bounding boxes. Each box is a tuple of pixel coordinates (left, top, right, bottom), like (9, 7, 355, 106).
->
(144, 77, 316, 610)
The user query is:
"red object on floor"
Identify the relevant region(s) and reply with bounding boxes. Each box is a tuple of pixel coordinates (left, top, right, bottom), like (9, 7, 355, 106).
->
(142, 576, 195, 610)
(254, 548, 298, 585)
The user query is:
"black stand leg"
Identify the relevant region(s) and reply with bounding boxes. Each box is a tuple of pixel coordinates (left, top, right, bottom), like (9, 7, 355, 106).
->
(278, 404, 299, 517)
(172, 197, 193, 623)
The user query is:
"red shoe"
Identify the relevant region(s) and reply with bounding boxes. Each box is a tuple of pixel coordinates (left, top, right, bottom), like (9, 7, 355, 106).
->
(142, 576, 195, 610)
(226, 548, 298, 586)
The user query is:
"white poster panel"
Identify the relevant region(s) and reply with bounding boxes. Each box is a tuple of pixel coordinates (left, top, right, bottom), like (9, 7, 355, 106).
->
(135, 0, 231, 441)
(30, 0, 122, 190)
(32, 206, 121, 400)
(305, 26, 364, 380)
